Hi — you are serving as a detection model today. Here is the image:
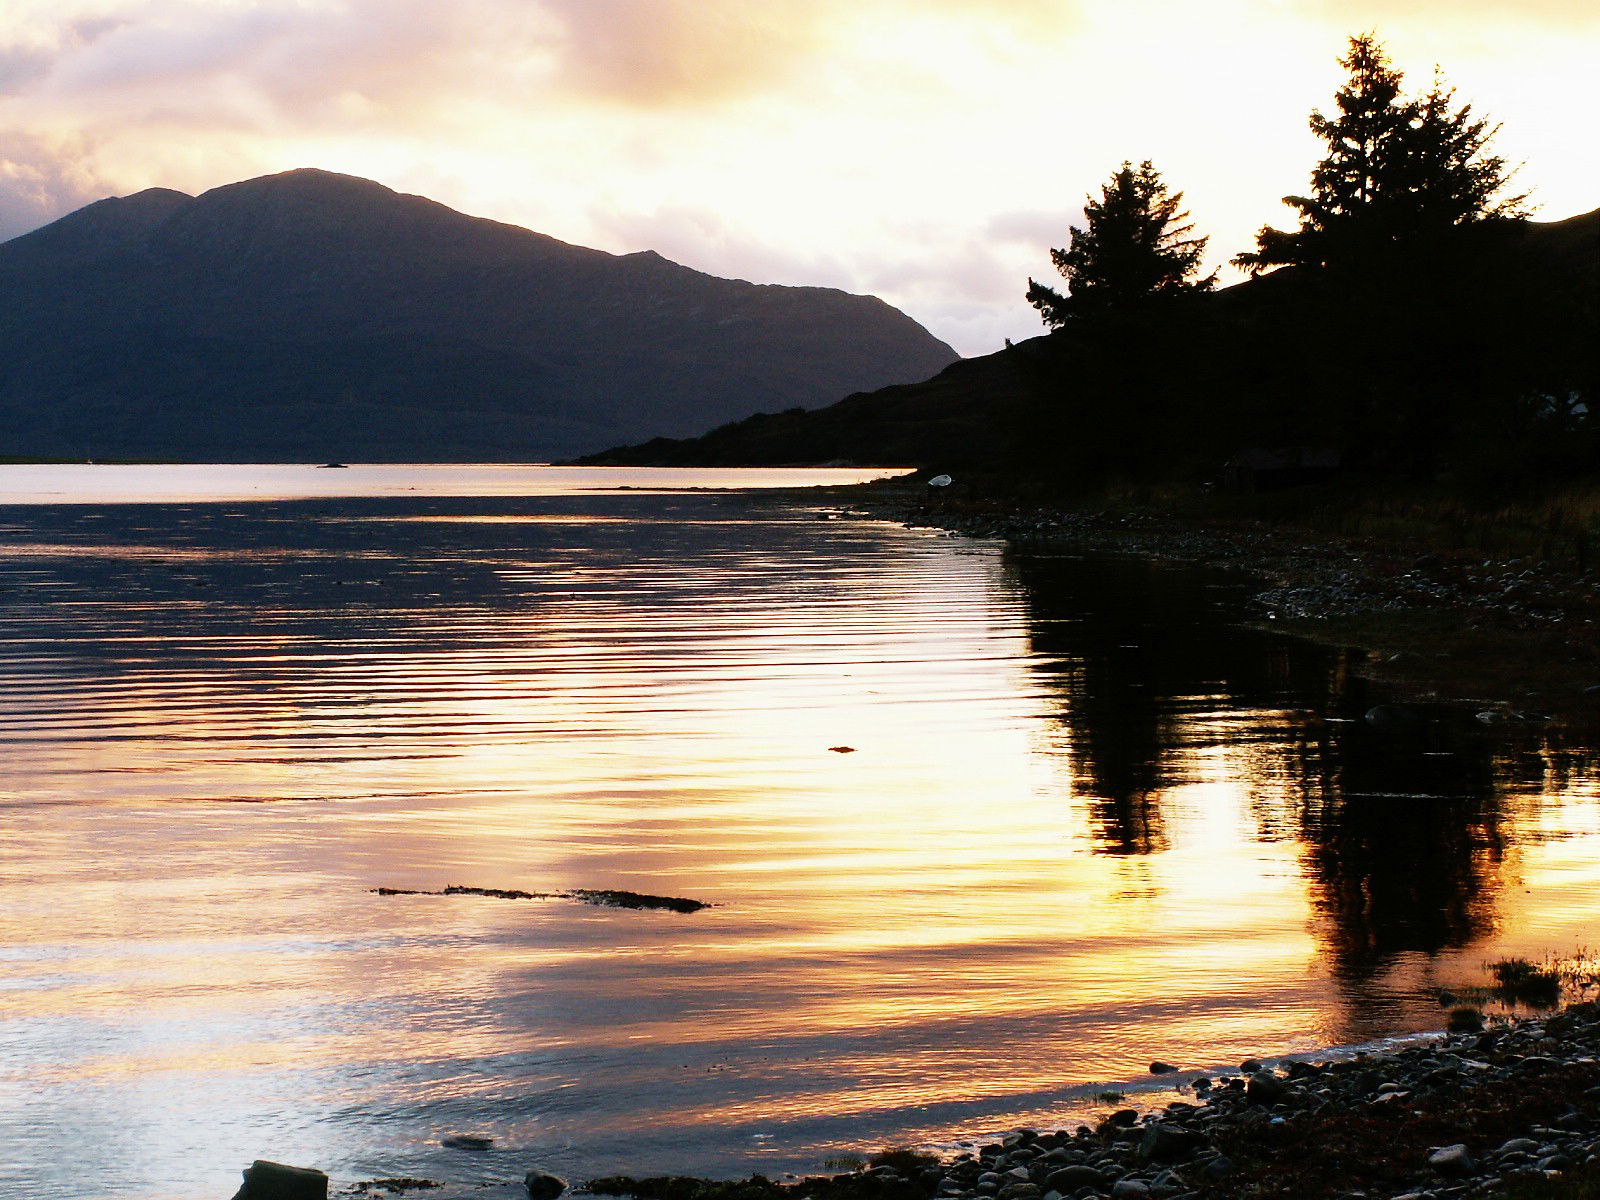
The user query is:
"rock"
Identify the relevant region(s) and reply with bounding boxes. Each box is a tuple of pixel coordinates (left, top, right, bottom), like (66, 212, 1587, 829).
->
(1044, 1165, 1104, 1192)
(1448, 1007, 1485, 1032)
(1244, 1072, 1289, 1106)
(1149, 1061, 1178, 1074)
(1111, 1181, 1149, 1199)
(1108, 1109, 1140, 1128)
(1428, 1144, 1476, 1176)
(1202, 1156, 1235, 1180)
(928, 475, 954, 488)
(1139, 1124, 1201, 1163)
(525, 1171, 566, 1200)
(230, 1160, 328, 1200)
(1364, 703, 1420, 727)
(442, 1135, 494, 1151)
(996, 1183, 1039, 1200)
(1238, 1059, 1263, 1074)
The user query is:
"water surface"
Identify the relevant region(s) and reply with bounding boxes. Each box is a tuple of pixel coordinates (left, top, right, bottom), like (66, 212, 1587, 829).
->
(2, 465, 1597, 1199)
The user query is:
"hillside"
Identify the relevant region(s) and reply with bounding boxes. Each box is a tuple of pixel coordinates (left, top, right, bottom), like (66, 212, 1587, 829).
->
(0, 169, 957, 462)
(578, 207, 1599, 478)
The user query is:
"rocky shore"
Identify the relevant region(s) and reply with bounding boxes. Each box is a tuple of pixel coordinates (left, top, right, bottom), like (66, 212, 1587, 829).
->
(290, 982, 1600, 1200)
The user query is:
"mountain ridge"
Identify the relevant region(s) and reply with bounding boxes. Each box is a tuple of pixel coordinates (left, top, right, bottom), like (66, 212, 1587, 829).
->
(0, 168, 958, 461)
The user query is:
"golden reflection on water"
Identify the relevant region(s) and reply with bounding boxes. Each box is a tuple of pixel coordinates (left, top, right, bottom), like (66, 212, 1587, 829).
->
(2, 474, 1599, 1199)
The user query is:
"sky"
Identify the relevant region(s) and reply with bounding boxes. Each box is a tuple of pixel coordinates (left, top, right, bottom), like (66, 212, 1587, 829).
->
(1, 0, 1596, 357)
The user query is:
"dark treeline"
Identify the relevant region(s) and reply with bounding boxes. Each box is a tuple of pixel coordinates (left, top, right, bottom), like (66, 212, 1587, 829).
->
(1015, 34, 1597, 493)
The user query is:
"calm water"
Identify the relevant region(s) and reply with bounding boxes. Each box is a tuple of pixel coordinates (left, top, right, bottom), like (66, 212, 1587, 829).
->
(2, 465, 1599, 1200)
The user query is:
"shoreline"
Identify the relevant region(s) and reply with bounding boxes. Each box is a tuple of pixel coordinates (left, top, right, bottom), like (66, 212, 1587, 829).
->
(337, 1001, 1600, 1200)
(830, 482, 1600, 723)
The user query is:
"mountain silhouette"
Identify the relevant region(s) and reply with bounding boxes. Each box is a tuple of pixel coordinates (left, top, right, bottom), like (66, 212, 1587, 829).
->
(0, 169, 957, 461)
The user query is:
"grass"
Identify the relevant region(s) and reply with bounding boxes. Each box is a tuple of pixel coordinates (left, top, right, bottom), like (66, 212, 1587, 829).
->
(1492, 958, 1565, 1007)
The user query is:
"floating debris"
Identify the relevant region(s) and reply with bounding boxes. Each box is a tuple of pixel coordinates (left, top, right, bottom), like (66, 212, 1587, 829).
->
(373, 885, 708, 913)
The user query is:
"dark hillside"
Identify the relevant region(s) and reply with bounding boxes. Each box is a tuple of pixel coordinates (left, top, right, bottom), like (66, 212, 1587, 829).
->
(0, 169, 958, 461)
(580, 208, 1599, 486)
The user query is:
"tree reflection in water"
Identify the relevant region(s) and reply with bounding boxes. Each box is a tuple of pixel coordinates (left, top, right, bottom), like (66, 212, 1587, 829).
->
(1007, 548, 1531, 1009)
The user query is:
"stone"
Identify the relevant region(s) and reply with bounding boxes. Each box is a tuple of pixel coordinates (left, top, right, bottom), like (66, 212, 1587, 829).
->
(1043, 1165, 1104, 1192)
(442, 1135, 494, 1151)
(230, 1160, 328, 1200)
(1108, 1110, 1140, 1128)
(1244, 1072, 1289, 1106)
(524, 1171, 566, 1200)
(1111, 1182, 1149, 1199)
(1239, 1059, 1263, 1074)
(1428, 1144, 1475, 1176)
(1495, 1137, 1542, 1158)
(1139, 1124, 1201, 1163)
(1202, 1156, 1235, 1180)
(996, 1183, 1040, 1200)
(1149, 1061, 1178, 1074)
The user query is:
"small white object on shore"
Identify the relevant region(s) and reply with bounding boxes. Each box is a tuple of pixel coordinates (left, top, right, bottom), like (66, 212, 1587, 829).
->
(927, 474, 953, 488)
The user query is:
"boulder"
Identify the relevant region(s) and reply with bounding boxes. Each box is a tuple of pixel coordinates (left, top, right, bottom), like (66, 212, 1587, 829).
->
(229, 1161, 328, 1200)
(525, 1171, 567, 1200)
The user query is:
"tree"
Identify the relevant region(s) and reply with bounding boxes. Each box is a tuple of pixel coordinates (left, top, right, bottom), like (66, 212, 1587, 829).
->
(1027, 160, 1215, 327)
(1235, 34, 1527, 273)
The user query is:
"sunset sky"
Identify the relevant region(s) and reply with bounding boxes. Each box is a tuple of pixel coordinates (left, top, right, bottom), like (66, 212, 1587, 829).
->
(2, 0, 1595, 356)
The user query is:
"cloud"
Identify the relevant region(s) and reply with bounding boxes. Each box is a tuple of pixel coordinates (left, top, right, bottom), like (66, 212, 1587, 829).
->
(0, 129, 113, 240)
(985, 208, 1083, 248)
(1295, 0, 1600, 28)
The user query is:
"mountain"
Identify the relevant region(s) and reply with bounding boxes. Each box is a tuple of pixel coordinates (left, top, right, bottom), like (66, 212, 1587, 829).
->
(0, 169, 958, 462)
(578, 206, 1600, 476)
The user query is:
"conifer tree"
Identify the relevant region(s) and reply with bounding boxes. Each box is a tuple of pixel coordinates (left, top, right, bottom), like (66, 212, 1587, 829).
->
(1235, 34, 1526, 273)
(1027, 160, 1215, 327)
